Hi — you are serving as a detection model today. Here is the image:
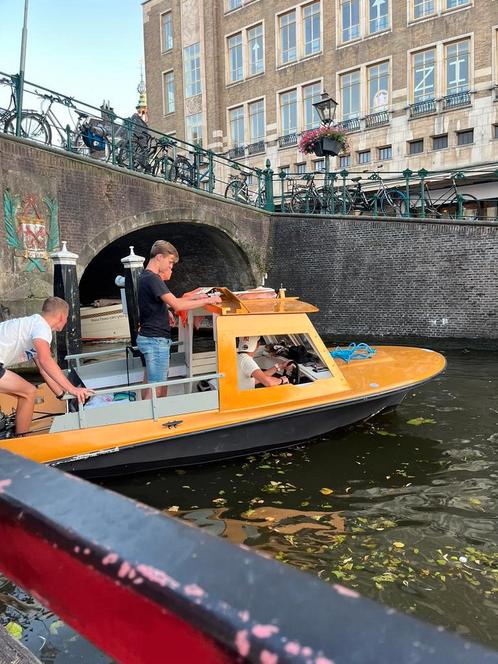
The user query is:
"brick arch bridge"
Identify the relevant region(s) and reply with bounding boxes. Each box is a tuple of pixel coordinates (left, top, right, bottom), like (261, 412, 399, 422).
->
(1, 133, 497, 340)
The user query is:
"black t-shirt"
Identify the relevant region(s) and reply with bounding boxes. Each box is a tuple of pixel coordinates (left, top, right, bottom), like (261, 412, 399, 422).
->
(138, 270, 171, 338)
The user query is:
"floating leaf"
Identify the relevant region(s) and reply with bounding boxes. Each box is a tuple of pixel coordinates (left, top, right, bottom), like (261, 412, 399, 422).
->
(406, 417, 436, 426)
(5, 621, 22, 639)
(320, 488, 334, 495)
(469, 498, 482, 505)
(393, 541, 405, 549)
(377, 430, 397, 437)
(49, 620, 65, 635)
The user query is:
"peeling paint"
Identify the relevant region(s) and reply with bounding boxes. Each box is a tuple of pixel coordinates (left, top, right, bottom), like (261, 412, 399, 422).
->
(0, 479, 12, 493)
(252, 624, 279, 638)
(136, 564, 180, 590)
(235, 629, 250, 657)
(333, 584, 360, 599)
(184, 584, 205, 598)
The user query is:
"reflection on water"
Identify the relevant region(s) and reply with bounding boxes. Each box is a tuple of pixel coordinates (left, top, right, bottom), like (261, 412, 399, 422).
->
(1, 350, 497, 659)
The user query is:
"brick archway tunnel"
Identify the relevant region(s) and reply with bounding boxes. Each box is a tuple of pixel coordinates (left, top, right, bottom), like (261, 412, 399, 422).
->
(78, 221, 256, 304)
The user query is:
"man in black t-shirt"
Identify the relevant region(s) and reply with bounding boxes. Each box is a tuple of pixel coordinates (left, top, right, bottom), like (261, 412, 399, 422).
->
(137, 240, 221, 398)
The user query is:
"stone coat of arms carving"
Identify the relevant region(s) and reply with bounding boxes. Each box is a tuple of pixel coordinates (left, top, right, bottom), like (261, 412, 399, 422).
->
(3, 191, 60, 272)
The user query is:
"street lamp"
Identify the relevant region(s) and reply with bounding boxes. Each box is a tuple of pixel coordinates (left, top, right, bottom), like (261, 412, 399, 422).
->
(312, 92, 338, 127)
(15, 0, 29, 137)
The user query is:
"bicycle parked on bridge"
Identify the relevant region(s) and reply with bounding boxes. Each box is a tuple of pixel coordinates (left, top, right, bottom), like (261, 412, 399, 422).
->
(406, 174, 481, 219)
(1, 79, 112, 160)
(337, 173, 407, 217)
(289, 173, 340, 214)
(225, 171, 265, 207)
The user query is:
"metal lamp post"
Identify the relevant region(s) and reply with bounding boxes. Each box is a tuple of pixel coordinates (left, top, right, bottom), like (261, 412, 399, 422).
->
(312, 92, 339, 210)
(15, 0, 29, 137)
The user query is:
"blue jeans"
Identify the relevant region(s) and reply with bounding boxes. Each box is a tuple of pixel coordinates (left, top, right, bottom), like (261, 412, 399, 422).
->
(136, 335, 171, 384)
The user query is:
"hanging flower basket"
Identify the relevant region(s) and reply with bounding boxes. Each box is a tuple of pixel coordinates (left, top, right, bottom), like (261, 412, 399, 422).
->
(298, 126, 348, 157)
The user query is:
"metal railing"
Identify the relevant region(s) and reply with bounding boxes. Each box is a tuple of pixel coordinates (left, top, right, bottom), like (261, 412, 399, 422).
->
(1, 72, 495, 221)
(0, 71, 271, 210)
(409, 99, 437, 117)
(442, 90, 471, 110)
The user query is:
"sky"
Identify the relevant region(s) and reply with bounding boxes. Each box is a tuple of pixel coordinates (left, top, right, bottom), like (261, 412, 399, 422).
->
(0, 0, 144, 117)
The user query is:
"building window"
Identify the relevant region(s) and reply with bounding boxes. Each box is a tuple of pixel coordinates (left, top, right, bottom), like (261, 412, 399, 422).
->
(378, 145, 392, 160)
(163, 71, 175, 114)
(247, 24, 264, 76)
(368, 61, 389, 113)
(314, 159, 325, 171)
(303, 2, 321, 56)
(184, 43, 201, 97)
(302, 82, 322, 130)
(296, 162, 307, 174)
(494, 124, 498, 139)
(280, 165, 291, 175)
(413, 0, 435, 19)
(186, 112, 203, 145)
(412, 48, 435, 102)
(339, 154, 351, 168)
(341, 0, 360, 43)
(279, 11, 297, 64)
(446, 0, 470, 8)
(340, 70, 361, 120)
(227, 0, 242, 10)
(369, 0, 388, 33)
(228, 33, 243, 83)
(280, 89, 297, 135)
(432, 134, 448, 150)
(229, 106, 245, 147)
(445, 40, 469, 95)
(249, 99, 265, 141)
(408, 139, 424, 154)
(161, 12, 173, 52)
(457, 129, 473, 145)
(358, 150, 371, 164)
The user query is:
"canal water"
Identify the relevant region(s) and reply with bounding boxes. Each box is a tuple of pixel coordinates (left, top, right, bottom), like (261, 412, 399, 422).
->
(1, 348, 497, 661)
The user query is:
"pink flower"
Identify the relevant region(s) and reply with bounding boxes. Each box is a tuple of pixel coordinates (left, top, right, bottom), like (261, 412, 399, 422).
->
(298, 125, 348, 154)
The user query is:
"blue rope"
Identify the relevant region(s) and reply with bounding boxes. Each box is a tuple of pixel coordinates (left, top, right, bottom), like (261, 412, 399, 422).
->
(330, 342, 376, 363)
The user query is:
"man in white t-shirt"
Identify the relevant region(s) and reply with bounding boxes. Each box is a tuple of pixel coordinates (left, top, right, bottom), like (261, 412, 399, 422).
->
(237, 336, 289, 390)
(0, 297, 93, 435)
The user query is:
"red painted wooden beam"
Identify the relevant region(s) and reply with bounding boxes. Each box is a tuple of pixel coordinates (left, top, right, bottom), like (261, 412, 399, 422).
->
(1, 450, 498, 664)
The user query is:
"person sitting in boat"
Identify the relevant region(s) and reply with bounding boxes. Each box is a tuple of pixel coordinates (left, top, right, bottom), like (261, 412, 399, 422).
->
(0, 297, 94, 436)
(237, 336, 289, 390)
(137, 240, 222, 399)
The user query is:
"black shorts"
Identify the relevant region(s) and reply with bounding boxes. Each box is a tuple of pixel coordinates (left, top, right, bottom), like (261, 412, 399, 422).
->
(0, 364, 5, 380)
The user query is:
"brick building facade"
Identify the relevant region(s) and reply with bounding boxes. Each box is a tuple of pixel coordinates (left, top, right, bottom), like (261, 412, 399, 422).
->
(143, 0, 498, 210)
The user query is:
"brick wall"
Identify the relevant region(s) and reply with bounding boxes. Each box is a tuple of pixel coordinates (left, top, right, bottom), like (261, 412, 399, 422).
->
(267, 214, 498, 339)
(1, 135, 496, 339)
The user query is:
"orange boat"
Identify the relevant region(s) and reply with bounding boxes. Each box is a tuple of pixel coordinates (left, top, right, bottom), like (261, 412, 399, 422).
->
(0, 288, 445, 477)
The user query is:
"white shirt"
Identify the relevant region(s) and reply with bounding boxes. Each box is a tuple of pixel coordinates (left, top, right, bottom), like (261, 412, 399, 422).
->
(0, 314, 53, 367)
(237, 353, 260, 390)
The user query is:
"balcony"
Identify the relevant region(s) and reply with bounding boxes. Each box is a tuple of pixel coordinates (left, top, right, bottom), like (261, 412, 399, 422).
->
(278, 132, 298, 148)
(409, 99, 437, 118)
(442, 90, 471, 110)
(365, 110, 390, 128)
(228, 145, 245, 159)
(247, 140, 265, 155)
(338, 118, 361, 133)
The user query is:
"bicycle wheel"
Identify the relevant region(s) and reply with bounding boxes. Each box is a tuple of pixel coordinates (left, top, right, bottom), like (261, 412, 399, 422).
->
(381, 189, 408, 217)
(72, 132, 112, 162)
(448, 194, 481, 220)
(174, 155, 195, 186)
(155, 157, 177, 181)
(290, 188, 318, 214)
(225, 179, 247, 203)
(4, 111, 51, 144)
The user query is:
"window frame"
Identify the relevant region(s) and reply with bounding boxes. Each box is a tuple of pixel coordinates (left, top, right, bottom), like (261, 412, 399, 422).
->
(378, 145, 392, 160)
(408, 138, 424, 155)
(162, 70, 175, 115)
(444, 38, 470, 96)
(276, 1, 323, 68)
(357, 149, 371, 164)
(275, 78, 324, 139)
(228, 105, 245, 147)
(160, 11, 174, 53)
(247, 23, 264, 77)
(248, 98, 265, 142)
(183, 42, 201, 98)
(432, 134, 448, 150)
(185, 112, 203, 146)
(227, 32, 244, 83)
(367, 60, 390, 113)
(456, 128, 474, 146)
(368, 0, 389, 35)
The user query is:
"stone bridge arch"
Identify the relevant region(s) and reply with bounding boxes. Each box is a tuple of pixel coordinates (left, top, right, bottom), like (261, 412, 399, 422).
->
(78, 208, 262, 304)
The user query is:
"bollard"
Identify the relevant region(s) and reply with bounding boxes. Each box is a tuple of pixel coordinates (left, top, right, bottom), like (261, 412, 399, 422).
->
(121, 246, 145, 347)
(50, 241, 82, 368)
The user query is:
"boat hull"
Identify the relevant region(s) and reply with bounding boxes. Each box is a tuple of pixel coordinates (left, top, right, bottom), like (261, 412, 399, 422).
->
(52, 388, 406, 478)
